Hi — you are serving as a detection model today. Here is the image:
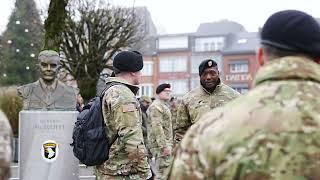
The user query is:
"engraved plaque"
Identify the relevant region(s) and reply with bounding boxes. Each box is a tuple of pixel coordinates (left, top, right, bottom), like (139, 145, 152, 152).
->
(19, 111, 79, 180)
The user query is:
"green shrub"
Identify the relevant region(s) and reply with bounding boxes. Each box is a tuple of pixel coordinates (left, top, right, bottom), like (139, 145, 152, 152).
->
(0, 91, 23, 137)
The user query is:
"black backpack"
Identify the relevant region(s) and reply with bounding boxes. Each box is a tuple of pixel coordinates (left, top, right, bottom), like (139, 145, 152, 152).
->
(71, 82, 119, 166)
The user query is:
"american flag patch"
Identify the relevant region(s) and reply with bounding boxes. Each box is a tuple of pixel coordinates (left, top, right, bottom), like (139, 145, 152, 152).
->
(122, 103, 136, 112)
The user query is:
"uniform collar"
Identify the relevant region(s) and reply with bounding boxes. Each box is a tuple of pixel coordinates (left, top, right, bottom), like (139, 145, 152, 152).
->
(200, 78, 222, 95)
(253, 56, 320, 86)
(39, 78, 58, 92)
(106, 77, 140, 95)
(155, 98, 168, 104)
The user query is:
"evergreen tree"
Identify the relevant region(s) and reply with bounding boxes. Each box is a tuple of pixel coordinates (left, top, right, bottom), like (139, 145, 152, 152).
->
(43, 0, 68, 51)
(0, 0, 43, 86)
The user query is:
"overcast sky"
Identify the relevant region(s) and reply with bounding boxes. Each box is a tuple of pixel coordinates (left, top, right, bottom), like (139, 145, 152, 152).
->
(1, 0, 320, 34)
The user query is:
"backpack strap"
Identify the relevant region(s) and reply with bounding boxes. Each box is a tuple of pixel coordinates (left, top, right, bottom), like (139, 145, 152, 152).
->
(100, 81, 122, 146)
(99, 82, 123, 98)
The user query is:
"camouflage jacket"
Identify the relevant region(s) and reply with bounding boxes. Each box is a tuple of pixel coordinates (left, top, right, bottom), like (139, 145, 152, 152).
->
(168, 56, 320, 180)
(95, 77, 151, 178)
(170, 106, 178, 140)
(174, 81, 240, 142)
(140, 105, 149, 148)
(147, 99, 173, 154)
(0, 110, 12, 179)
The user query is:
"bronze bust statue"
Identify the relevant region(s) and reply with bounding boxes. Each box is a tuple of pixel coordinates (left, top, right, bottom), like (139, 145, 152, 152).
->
(17, 50, 78, 111)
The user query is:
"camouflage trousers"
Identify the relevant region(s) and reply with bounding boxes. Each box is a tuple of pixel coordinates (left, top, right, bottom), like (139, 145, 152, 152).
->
(95, 172, 152, 180)
(154, 154, 172, 180)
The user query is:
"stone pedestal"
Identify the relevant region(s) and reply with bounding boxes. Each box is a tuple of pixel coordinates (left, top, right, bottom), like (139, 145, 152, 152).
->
(19, 111, 79, 180)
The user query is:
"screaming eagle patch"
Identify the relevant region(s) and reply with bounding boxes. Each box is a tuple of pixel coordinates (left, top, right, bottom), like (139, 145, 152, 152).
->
(41, 140, 59, 162)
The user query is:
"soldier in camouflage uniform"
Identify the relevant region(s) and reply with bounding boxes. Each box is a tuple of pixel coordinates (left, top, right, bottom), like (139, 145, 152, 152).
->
(0, 110, 12, 180)
(147, 83, 173, 180)
(168, 98, 177, 134)
(167, 10, 320, 180)
(174, 59, 240, 143)
(168, 98, 177, 121)
(139, 96, 154, 177)
(139, 95, 152, 150)
(95, 51, 151, 180)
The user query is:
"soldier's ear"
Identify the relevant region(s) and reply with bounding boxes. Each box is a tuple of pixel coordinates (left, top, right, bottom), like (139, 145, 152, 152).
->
(256, 47, 264, 66)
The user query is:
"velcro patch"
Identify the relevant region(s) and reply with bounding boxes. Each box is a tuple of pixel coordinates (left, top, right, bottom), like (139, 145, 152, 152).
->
(122, 103, 136, 112)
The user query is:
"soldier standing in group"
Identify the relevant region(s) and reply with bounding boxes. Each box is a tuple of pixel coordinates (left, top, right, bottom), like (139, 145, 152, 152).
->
(0, 110, 12, 180)
(139, 95, 152, 148)
(168, 97, 179, 147)
(138, 95, 154, 176)
(147, 83, 173, 180)
(95, 51, 152, 179)
(174, 59, 240, 143)
(167, 10, 320, 179)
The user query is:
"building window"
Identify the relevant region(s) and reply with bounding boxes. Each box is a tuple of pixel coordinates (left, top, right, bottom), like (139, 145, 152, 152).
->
(210, 42, 215, 51)
(158, 36, 189, 49)
(233, 87, 249, 94)
(141, 61, 153, 76)
(216, 41, 224, 50)
(138, 84, 153, 97)
(229, 60, 249, 73)
(191, 57, 203, 74)
(159, 79, 188, 96)
(191, 55, 222, 74)
(204, 43, 209, 51)
(159, 59, 171, 72)
(159, 56, 188, 72)
(231, 84, 249, 94)
(190, 76, 200, 89)
(195, 37, 225, 52)
(237, 38, 247, 44)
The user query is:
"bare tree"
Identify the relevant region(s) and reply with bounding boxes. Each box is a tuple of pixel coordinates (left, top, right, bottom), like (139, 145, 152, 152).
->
(60, 0, 145, 100)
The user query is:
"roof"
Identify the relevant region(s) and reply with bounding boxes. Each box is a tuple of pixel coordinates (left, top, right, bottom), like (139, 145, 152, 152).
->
(133, 6, 157, 36)
(157, 33, 194, 38)
(222, 32, 259, 55)
(139, 36, 157, 56)
(196, 20, 246, 36)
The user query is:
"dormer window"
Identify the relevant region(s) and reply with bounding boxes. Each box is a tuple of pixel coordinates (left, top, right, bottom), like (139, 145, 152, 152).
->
(237, 39, 247, 44)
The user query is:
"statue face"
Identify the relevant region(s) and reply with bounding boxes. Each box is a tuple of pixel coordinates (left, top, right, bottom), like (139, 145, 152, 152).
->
(39, 57, 59, 82)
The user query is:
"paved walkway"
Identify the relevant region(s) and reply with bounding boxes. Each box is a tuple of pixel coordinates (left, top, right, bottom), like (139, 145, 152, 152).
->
(10, 163, 96, 180)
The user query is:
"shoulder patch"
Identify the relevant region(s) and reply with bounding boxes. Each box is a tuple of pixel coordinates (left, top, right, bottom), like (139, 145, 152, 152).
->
(122, 103, 136, 112)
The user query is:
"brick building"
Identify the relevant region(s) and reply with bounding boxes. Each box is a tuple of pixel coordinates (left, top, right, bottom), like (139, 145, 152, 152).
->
(139, 20, 260, 97)
(222, 32, 260, 94)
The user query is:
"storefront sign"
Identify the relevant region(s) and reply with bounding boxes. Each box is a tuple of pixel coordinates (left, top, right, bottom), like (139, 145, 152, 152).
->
(225, 74, 253, 81)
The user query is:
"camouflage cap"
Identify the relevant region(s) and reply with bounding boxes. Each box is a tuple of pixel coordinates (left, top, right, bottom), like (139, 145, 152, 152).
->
(140, 95, 152, 103)
(38, 50, 60, 63)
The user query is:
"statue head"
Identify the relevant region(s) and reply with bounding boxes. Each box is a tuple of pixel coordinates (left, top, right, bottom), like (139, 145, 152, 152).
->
(38, 50, 60, 83)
